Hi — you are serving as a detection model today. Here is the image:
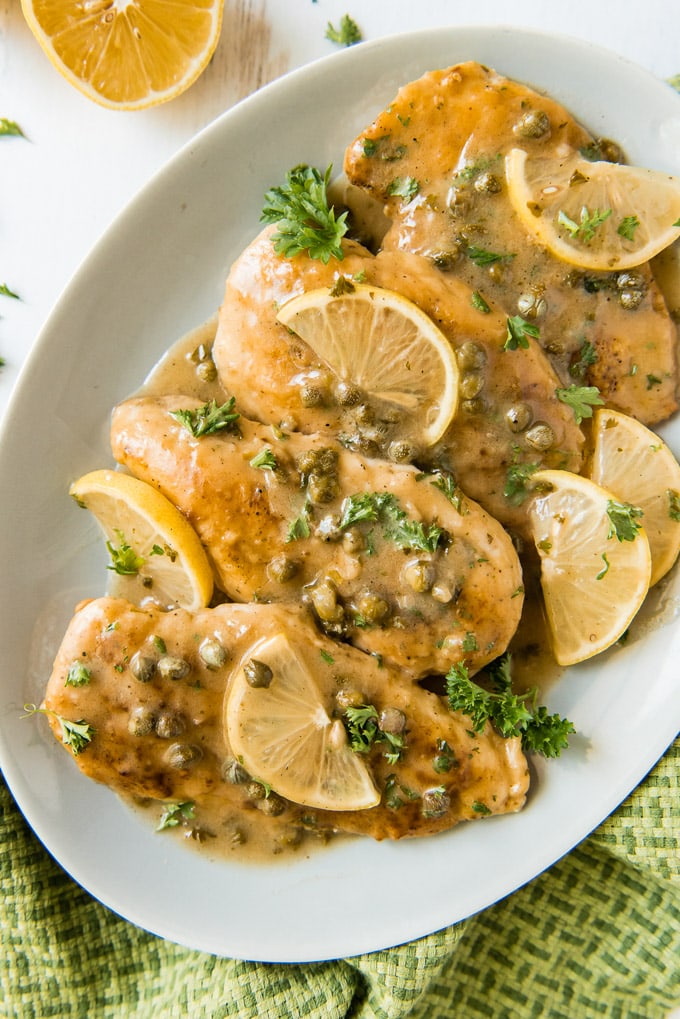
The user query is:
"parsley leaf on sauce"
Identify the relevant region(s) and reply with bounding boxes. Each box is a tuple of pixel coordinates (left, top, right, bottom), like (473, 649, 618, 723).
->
(555, 384, 604, 424)
(170, 397, 240, 438)
(261, 164, 348, 264)
(504, 315, 539, 351)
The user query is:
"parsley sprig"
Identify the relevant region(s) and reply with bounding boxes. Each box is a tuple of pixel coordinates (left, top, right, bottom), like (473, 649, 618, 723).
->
(505, 315, 540, 351)
(606, 500, 644, 542)
(106, 530, 144, 576)
(261, 164, 348, 263)
(170, 397, 240, 438)
(558, 206, 612, 244)
(23, 703, 95, 756)
(325, 14, 362, 47)
(555, 384, 604, 424)
(445, 656, 574, 758)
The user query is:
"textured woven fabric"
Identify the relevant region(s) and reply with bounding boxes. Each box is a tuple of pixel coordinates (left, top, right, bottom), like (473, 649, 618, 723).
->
(1, 738, 678, 1019)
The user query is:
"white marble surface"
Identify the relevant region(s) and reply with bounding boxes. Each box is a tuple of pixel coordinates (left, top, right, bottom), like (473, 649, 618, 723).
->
(0, 0, 678, 425)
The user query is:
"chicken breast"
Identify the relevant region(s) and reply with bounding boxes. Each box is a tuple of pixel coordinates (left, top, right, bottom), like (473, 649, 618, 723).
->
(212, 227, 584, 532)
(344, 61, 678, 425)
(111, 394, 524, 678)
(42, 596, 529, 842)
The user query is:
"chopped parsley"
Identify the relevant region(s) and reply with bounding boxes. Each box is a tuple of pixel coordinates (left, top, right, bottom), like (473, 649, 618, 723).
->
(286, 502, 311, 542)
(0, 118, 24, 138)
(472, 801, 492, 815)
(386, 176, 420, 200)
(596, 552, 610, 580)
(504, 315, 539, 351)
(466, 245, 515, 267)
(249, 447, 277, 471)
(504, 452, 540, 506)
(569, 339, 598, 379)
(261, 164, 348, 263)
(668, 489, 680, 522)
(170, 397, 240, 437)
(555, 384, 604, 424)
(606, 500, 644, 542)
(432, 739, 458, 774)
(646, 374, 663, 390)
(343, 704, 406, 764)
(106, 530, 144, 576)
(65, 661, 92, 687)
(325, 14, 362, 46)
(557, 206, 612, 244)
(430, 471, 465, 513)
(0, 282, 20, 299)
(471, 290, 491, 314)
(338, 491, 444, 553)
(445, 656, 575, 758)
(617, 215, 640, 241)
(156, 801, 196, 832)
(23, 703, 95, 756)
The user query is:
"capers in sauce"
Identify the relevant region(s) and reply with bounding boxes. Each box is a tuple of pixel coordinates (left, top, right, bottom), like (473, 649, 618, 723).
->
(222, 756, 249, 784)
(309, 578, 345, 627)
(307, 473, 339, 505)
(243, 658, 273, 689)
(619, 289, 645, 311)
(315, 515, 343, 542)
(388, 440, 416, 463)
(473, 171, 501, 194)
(267, 553, 299, 583)
(154, 710, 186, 739)
(525, 422, 555, 451)
(354, 590, 391, 626)
(256, 793, 286, 817)
(334, 380, 363, 406)
(128, 705, 155, 737)
(513, 109, 550, 139)
(198, 637, 228, 671)
(505, 402, 533, 433)
(244, 780, 267, 802)
(299, 383, 326, 407)
(460, 372, 485, 400)
(430, 247, 460, 270)
(461, 397, 487, 415)
(516, 291, 547, 320)
(456, 341, 487, 372)
(166, 742, 202, 769)
(422, 787, 451, 819)
(157, 655, 191, 682)
(196, 359, 217, 383)
(130, 652, 156, 683)
(379, 707, 406, 735)
(402, 558, 435, 593)
(342, 527, 364, 554)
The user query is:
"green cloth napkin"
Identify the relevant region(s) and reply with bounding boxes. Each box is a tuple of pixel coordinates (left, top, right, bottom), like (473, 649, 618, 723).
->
(1, 737, 678, 1019)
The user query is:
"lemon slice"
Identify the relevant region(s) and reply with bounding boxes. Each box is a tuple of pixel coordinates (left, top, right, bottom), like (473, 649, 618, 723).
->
(590, 408, 680, 586)
(224, 633, 380, 811)
(276, 283, 459, 447)
(21, 0, 224, 110)
(70, 469, 213, 611)
(506, 148, 680, 270)
(528, 469, 651, 666)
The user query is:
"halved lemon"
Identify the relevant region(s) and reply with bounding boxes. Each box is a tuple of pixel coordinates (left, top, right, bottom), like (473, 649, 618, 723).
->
(21, 0, 224, 111)
(276, 283, 459, 447)
(528, 469, 651, 666)
(506, 147, 680, 271)
(70, 469, 213, 610)
(590, 408, 680, 586)
(224, 633, 380, 811)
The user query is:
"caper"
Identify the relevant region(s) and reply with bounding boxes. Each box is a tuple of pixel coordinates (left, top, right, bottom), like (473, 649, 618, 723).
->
(596, 137, 625, 163)
(544, 341, 564, 356)
(157, 655, 191, 682)
(267, 554, 299, 583)
(431, 584, 453, 604)
(309, 579, 345, 625)
(354, 403, 375, 426)
(422, 787, 451, 819)
(430, 247, 460, 270)
(462, 397, 487, 415)
(130, 652, 156, 683)
(446, 185, 467, 212)
(243, 658, 273, 688)
(166, 742, 202, 769)
(379, 707, 406, 735)
(402, 558, 435, 593)
(196, 359, 217, 383)
(355, 591, 391, 625)
(222, 756, 249, 784)
(128, 705, 155, 736)
(456, 341, 487, 372)
(277, 826, 303, 848)
(257, 793, 286, 817)
(388, 440, 415, 463)
(616, 271, 646, 291)
(348, 433, 381, 458)
(619, 289, 644, 311)
(505, 402, 533, 433)
(335, 686, 365, 711)
(315, 514, 342, 542)
(244, 781, 267, 801)
(295, 449, 318, 475)
(299, 383, 325, 407)
(473, 171, 501, 194)
(513, 109, 550, 139)
(296, 447, 338, 477)
(487, 262, 506, 283)
(335, 380, 363, 406)
(307, 472, 339, 505)
(516, 291, 547, 320)
(154, 710, 186, 739)
(460, 371, 485, 400)
(342, 527, 364, 554)
(198, 637, 228, 671)
(525, 422, 555, 451)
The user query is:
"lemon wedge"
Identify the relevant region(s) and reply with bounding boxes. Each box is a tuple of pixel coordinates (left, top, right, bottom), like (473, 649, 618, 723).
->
(506, 147, 680, 270)
(224, 633, 380, 811)
(70, 469, 213, 611)
(590, 408, 680, 586)
(528, 469, 651, 666)
(21, 0, 224, 110)
(276, 283, 459, 447)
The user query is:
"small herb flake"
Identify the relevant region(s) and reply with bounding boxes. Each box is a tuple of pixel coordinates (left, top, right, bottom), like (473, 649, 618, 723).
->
(606, 500, 644, 542)
(555, 384, 604, 424)
(249, 447, 277, 471)
(668, 489, 680, 522)
(617, 215, 640, 241)
(325, 14, 362, 47)
(0, 118, 24, 138)
(471, 290, 491, 314)
(22, 703, 95, 756)
(504, 315, 540, 351)
(0, 282, 20, 299)
(157, 801, 196, 831)
(466, 245, 515, 267)
(557, 206, 612, 244)
(386, 176, 420, 200)
(170, 397, 240, 438)
(596, 552, 610, 580)
(106, 530, 145, 576)
(569, 339, 598, 379)
(65, 661, 92, 687)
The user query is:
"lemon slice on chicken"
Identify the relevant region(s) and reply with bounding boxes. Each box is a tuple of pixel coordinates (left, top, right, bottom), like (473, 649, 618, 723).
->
(276, 283, 459, 447)
(225, 633, 380, 811)
(528, 470, 651, 666)
(506, 148, 680, 270)
(70, 469, 213, 611)
(590, 408, 680, 586)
